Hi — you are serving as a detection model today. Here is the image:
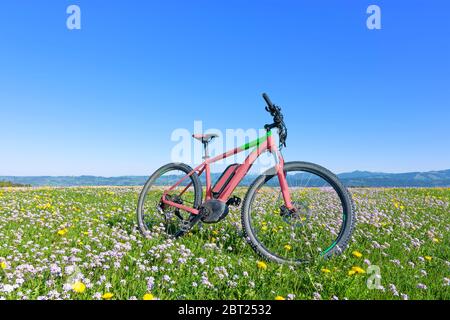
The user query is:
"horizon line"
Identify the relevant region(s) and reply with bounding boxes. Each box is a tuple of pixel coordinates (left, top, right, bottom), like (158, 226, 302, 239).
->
(1, 168, 449, 178)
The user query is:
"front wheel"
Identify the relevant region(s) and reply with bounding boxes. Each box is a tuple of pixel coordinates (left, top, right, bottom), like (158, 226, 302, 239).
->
(241, 161, 355, 264)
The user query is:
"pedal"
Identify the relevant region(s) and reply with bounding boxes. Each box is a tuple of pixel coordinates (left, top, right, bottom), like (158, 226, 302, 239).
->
(279, 205, 290, 217)
(174, 210, 184, 221)
(226, 196, 241, 207)
(180, 220, 191, 232)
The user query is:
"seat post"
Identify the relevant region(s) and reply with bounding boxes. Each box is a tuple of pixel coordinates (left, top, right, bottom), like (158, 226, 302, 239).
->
(203, 142, 209, 159)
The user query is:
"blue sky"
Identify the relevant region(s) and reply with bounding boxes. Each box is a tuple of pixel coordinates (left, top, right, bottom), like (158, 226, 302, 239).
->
(0, 0, 449, 176)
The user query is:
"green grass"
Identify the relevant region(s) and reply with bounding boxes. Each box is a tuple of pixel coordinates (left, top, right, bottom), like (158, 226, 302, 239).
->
(0, 187, 448, 300)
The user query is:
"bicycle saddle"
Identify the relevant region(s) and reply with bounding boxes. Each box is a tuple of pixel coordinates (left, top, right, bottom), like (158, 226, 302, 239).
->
(192, 133, 219, 144)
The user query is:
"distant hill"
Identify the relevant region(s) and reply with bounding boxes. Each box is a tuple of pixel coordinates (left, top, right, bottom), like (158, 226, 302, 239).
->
(0, 176, 149, 187)
(337, 169, 450, 187)
(1, 169, 449, 188)
(0, 181, 31, 187)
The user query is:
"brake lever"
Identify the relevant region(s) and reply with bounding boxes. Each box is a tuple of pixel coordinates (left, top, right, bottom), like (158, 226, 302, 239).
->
(278, 122, 287, 149)
(266, 105, 280, 117)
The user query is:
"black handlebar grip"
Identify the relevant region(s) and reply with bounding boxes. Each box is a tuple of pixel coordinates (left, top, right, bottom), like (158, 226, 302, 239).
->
(262, 93, 274, 109)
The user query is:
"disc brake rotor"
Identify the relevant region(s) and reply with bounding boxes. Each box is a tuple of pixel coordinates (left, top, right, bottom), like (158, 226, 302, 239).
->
(281, 201, 312, 227)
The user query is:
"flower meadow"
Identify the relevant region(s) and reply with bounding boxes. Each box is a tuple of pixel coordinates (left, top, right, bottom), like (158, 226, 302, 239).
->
(0, 187, 448, 300)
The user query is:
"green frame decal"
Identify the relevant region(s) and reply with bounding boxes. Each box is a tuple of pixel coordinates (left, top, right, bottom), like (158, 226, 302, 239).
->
(241, 131, 271, 151)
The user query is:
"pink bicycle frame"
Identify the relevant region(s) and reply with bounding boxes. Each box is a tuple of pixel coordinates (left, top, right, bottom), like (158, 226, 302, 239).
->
(161, 131, 294, 215)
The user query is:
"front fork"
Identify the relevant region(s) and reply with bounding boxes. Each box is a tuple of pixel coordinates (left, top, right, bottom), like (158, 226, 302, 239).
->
(272, 151, 294, 211)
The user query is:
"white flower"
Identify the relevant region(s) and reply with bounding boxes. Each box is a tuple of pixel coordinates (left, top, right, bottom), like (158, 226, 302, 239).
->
(147, 277, 155, 291)
(313, 292, 321, 300)
(2, 284, 15, 293)
(417, 283, 427, 290)
(62, 283, 72, 292)
(444, 278, 450, 286)
(65, 265, 75, 275)
(93, 292, 102, 300)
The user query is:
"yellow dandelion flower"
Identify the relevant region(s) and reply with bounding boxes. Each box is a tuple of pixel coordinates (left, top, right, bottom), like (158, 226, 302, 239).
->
(72, 281, 86, 293)
(321, 268, 331, 273)
(352, 251, 363, 258)
(57, 228, 68, 236)
(257, 261, 267, 270)
(102, 292, 114, 300)
(0, 261, 7, 269)
(284, 245, 292, 251)
(432, 238, 440, 243)
(261, 226, 268, 231)
(351, 266, 366, 274)
(38, 203, 52, 210)
(275, 296, 285, 300)
(143, 293, 154, 300)
(348, 270, 356, 276)
(425, 256, 432, 261)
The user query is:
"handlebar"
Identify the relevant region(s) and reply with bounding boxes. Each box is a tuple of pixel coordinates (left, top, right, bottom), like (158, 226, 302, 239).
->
(262, 93, 288, 149)
(262, 93, 274, 109)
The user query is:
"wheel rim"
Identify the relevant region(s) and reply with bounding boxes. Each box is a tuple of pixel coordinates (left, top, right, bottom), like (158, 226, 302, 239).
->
(248, 168, 347, 263)
(141, 169, 197, 237)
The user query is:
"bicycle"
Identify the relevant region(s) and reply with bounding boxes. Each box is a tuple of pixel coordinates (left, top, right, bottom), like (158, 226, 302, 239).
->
(137, 93, 356, 264)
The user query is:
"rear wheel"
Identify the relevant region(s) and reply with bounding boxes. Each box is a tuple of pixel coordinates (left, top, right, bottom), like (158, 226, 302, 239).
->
(137, 163, 202, 238)
(241, 162, 355, 264)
